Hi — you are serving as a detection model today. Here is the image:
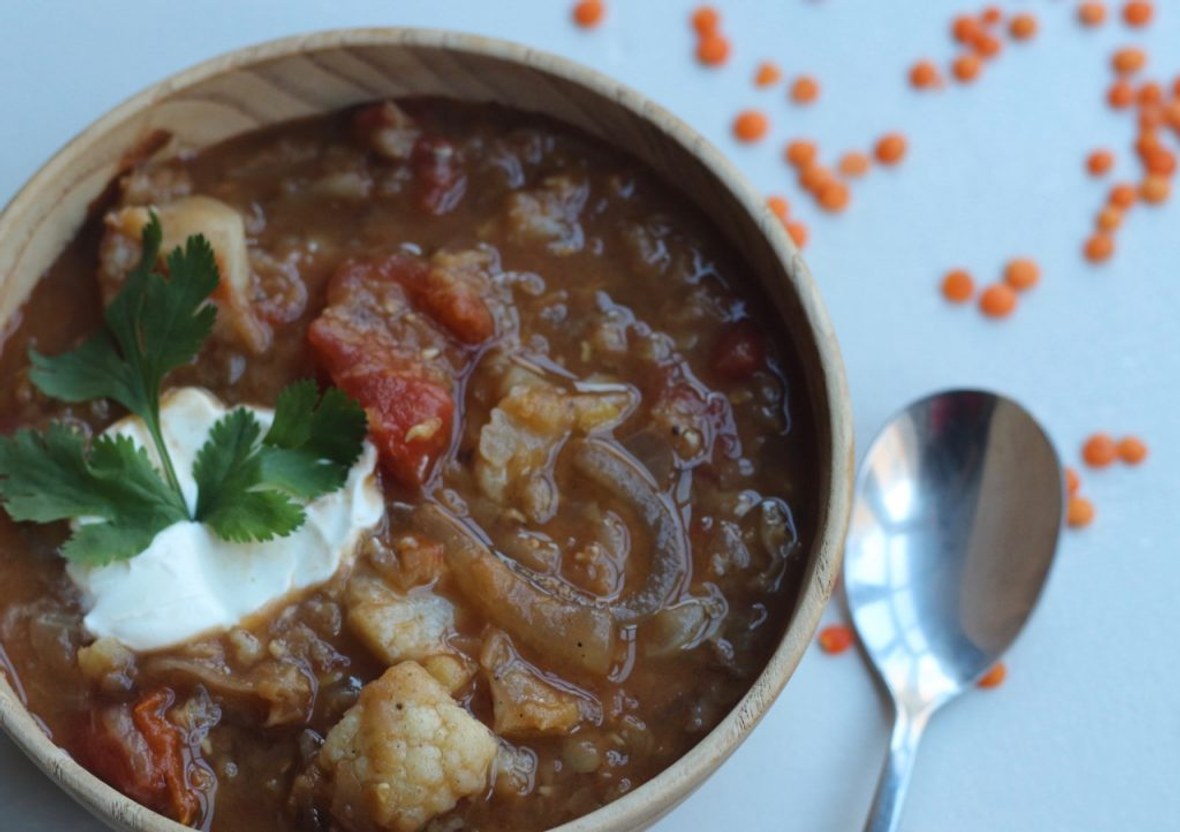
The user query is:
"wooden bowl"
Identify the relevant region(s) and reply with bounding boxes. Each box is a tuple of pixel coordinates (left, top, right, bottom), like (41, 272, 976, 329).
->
(0, 28, 853, 832)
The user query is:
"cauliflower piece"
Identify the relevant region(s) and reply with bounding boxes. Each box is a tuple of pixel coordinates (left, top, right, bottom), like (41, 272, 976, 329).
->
(320, 662, 497, 832)
(479, 630, 589, 737)
(499, 175, 589, 255)
(476, 378, 633, 523)
(347, 574, 459, 668)
(100, 195, 271, 353)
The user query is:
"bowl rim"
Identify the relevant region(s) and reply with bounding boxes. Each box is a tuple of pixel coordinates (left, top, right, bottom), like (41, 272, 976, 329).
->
(0, 26, 854, 832)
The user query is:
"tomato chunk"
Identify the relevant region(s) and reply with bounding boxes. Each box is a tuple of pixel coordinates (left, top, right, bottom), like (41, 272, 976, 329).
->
(411, 135, 467, 215)
(339, 370, 455, 488)
(308, 250, 495, 487)
(78, 689, 199, 825)
(712, 320, 766, 381)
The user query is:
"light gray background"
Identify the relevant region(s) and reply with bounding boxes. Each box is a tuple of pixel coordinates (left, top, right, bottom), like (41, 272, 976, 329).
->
(2, 2, 1178, 830)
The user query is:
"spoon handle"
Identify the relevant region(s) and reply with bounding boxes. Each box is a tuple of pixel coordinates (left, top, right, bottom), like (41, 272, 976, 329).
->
(863, 706, 930, 832)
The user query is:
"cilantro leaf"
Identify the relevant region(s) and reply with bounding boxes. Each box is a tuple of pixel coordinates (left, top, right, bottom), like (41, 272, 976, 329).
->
(0, 425, 188, 566)
(192, 408, 304, 543)
(193, 382, 367, 542)
(28, 215, 219, 500)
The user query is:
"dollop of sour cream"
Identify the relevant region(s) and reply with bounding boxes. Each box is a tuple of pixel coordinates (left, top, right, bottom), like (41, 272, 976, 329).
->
(66, 387, 384, 652)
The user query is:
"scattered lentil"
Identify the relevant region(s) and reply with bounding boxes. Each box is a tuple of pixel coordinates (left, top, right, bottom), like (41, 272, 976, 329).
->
(1118, 436, 1149, 465)
(817, 624, 854, 655)
(572, 0, 605, 28)
(691, 5, 719, 36)
(786, 220, 809, 249)
(953, 53, 983, 83)
(733, 110, 770, 143)
(817, 180, 851, 213)
(1084, 233, 1116, 262)
(1112, 47, 1147, 75)
(754, 61, 782, 88)
(1140, 175, 1170, 204)
(766, 195, 790, 221)
(875, 133, 908, 166)
(1009, 13, 1038, 41)
(979, 283, 1017, 318)
(1109, 182, 1138, 208)
(941, 269, 975, 304)
(838, 151, 871, 178)
(1122, 1, 1153, 28)
(910, 60, 943, 90)
(1079, 2, 1108, 27)
(977, 663, 1007, 689)
(1087, 148, 1115, 176)
(1096, 206, 1123, 232)
(785, 139, 818, 168)
(1082, 433, 1119, 467)
(1004, 258, 1040, 291)
(1068, 496, 1096, 528)
(697, 34, 731, 67)
(791, 75, 821, 105)
(1065, 467, 1081, 497)
(1108, 80, 1136, 109)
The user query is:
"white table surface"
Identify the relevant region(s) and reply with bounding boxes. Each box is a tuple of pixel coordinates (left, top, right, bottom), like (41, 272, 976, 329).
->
(2, 2, 1178, 830)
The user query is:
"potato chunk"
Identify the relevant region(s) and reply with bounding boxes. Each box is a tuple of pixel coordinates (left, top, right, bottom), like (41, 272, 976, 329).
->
(101, 195, 271, 353)
(320, 662, 497, 832)
(477, 377, 633, 523)
(479, 630, 590, 737)
(346, 574, 463, 673)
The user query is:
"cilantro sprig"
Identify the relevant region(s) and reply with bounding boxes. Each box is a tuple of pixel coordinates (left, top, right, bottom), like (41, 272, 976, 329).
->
(0, 216, 367, 566)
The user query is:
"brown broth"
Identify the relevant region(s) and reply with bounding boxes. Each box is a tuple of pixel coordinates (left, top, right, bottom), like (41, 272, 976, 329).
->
(0, 100, 816, 832)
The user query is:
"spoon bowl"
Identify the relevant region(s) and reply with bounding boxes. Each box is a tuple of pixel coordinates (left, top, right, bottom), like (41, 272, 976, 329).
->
(845, 389, 1063, 831)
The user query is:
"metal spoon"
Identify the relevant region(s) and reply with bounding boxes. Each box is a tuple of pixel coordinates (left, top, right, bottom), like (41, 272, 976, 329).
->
(844, 390, 1064, 832)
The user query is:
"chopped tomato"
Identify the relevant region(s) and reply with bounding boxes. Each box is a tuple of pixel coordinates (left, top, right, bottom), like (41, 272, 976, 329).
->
(337, 370, 455, 487)
(411, 135, 467, 215)
(712, 320, 766, 380)
(78, 689, 199, 825)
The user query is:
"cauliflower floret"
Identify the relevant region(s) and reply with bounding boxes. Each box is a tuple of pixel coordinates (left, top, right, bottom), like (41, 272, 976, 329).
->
(100, 195, 271, 353)
(498, 175, 589, 255)
(347, 574, 464, 675)
(477, 378, 633, 523)
(320, 661, 497, 832)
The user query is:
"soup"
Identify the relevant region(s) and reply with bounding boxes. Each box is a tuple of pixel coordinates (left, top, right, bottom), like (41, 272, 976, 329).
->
(0, 99, 815, 832)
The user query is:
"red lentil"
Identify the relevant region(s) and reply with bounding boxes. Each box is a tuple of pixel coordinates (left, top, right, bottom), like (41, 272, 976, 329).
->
(1110, 182, 1138, 208)
(952, 15, 983, 44)
(1118, 436, 1149, 464)
(786, 220, 809, 249)
(766, 195, 790, 221)
(1068, 496, 1096, 528)
(790, 75, 821, 105)
(572, 0, 605, 28)
(1109, 80, 1136, 109)
(838, 151, 871, 178)
(817, 180, 851, 213)
(1079, 2, 1108, 27)
(732, 110, 770, 143)
(1065, 467, 1081, 497)
(972, 32, 1004, 60)
(785, 139, 818, 168)
(691, 5, 720, 36)
(941, 269, 975, 303)
(697, 34, 731, 67)
(754, 61, 782, 88)
(1123, 1, 1153, 27)
(1009, 13, 1038, 41)
(1087, 149, 1115, 176)
(1084, 233, 1116, 262)
(817, 624, 855, 655)
(1144, 147, 1176, 176)
(910, 60, 943, 90)
(953, 53, 983, 83)
(1004, 258, 1040, 291)
(1141, 175, 1170, 204)
(875, 133, 908, 166)
(979, 283, 1018, 318)
(1097, 206, 1123, 232)
(1112, 47, 1147, 75)
(977, 663, 1007, 689)
(1083, 433, 1119, 467)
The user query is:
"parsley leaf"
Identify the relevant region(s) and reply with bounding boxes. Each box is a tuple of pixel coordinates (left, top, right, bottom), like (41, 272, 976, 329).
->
(193, 381, 368, 543)
(28, 215, 219, 499)
(0, 425, 188, 565)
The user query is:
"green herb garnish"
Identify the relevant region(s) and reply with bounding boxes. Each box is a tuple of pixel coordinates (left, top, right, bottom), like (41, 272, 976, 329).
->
(0, 216, 367, 565)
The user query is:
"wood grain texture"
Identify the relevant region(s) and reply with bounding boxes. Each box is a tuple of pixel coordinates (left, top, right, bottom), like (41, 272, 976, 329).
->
(0, 28, 852, 832)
